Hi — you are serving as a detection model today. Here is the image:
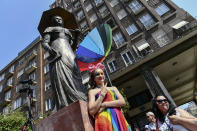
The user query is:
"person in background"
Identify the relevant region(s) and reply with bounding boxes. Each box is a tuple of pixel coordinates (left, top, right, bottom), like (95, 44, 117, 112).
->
(145, 112, 156, 131)
(88, 63, 131, 131)
(152, 95, 197, 131)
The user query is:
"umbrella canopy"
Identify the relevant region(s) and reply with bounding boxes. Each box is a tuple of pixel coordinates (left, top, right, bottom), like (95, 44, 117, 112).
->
(38, 7, 78, 37)
(76, 24, 112, 71)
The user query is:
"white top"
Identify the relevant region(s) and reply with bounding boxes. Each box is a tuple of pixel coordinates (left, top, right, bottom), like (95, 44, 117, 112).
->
(145, 122, 156, 131)
(158, 109, 189, 131)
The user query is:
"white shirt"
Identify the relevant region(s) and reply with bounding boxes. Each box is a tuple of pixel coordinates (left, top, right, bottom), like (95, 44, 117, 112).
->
(145, 122, 156, 131)
(158, 109, 189, 131)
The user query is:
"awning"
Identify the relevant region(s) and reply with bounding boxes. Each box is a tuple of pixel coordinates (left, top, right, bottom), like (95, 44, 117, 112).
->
(172, 21, 189, 29)
(137, 43, 150, 51)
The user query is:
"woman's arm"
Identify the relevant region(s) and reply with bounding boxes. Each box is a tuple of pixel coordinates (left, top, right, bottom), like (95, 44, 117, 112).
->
(88, 85, 108, 116)
(101, 87, 126, 108)
(169, 108, 197, 131)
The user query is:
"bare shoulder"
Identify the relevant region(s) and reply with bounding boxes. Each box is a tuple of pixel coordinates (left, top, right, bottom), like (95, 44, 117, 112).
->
(88, 88, 99, 96)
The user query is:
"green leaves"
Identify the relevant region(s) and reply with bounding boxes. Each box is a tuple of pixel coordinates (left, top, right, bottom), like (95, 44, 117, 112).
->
(0, 108, 31, 131)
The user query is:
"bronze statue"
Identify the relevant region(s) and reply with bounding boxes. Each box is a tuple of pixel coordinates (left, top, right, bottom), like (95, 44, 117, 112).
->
(39, 9, 87, 110)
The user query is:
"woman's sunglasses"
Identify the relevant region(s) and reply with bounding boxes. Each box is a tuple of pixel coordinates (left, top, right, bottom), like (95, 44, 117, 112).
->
(156, 99, 168, 104)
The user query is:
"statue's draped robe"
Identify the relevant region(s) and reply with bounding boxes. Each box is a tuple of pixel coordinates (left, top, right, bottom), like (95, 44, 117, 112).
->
(42, 27, 87, 110)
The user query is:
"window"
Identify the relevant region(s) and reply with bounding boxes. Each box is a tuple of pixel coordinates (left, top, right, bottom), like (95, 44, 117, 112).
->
(9, 65, 15, 72)
(135, 40, 152, 56)
(82, 73, 89, 84)
(126, 24, 138, 35)
(44, 64, 49, 74)
(5, 90, 11, 100)
(0, 73, 5, 81)
(94, 0, 103, 5)
(16, 84, 22, 93)
(90, 14, 97, 23)
(74, 1, 81, 8)
(121, 50, 134, 66)
(26, 59, 36, 71)
(99, 5, 109, 17)
(45, 98, 52, 111)
(117, 9, 127, 20)
(29, 71, 36, 81)
(155, 3, 170, 16)
(33, 88, 36, 98)
(113, 32, 125, 47)
(106, 18, 116, 28)
(109, 0, 119, 7)
(44, 52, 49, 59)
(45, 80, 51, 91)
(17, 69, 24, 78)
(7, 77, 13, 86)
(107, 59, 118, 73)
(18, 57, 25, 65)
(139, 13, 155, 29)
(129, 0, 143, 13)
(26, 49, 37, 58)
(0, 85, 3, 92)
(14, 97, 22, 110)
(86, 4, 92, 12)
(152, 30, 170, 47)
(80, 21, 88, 29)
(77, 10, 85, 20)
(3, 106, 9, 115)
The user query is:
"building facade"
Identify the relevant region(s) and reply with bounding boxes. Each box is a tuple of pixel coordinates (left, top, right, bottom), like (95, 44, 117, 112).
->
(0, 0, 197, 129)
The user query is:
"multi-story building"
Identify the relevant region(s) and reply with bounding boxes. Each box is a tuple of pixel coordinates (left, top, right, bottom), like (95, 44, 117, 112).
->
(0, 0, 197, 129)
(52, 0, 197, 128)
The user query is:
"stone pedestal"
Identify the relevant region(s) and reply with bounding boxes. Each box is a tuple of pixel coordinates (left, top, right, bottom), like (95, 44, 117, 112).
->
(35, 100, 94, 131)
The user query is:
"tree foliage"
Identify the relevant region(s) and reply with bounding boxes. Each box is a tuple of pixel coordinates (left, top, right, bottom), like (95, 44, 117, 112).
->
(119, 87, 130, 115)
(0, 108, 31, 131)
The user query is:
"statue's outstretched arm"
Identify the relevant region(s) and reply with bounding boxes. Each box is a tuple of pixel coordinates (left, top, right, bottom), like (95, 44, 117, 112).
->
(42, 34, 56, 56)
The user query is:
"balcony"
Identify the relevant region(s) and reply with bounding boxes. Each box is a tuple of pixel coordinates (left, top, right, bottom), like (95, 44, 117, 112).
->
(95, 1, 104, 7)
(172, 20, 197, 37)
(74, 6, 81, 12)
(124, 0, 130, 2)
(133, 7, 145, 15)
(77, 15, 85, 22)
(3, 84, 13, 92)
(25, 65, 37, 74)
(101, 11, 110, 19)
(1, 99, 11, 106)
(5, 71, 14, 79)
(27, 50, 37, 61)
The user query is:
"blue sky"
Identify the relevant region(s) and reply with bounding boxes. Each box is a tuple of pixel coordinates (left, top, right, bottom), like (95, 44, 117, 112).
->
(0, 0, 197, 70)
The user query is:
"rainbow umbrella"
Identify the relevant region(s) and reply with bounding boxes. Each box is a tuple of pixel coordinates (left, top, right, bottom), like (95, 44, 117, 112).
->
(76, 24, 112, 71)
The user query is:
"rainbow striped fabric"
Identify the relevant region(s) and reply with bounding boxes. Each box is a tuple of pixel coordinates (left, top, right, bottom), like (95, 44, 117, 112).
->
(95, 90, 132, 131)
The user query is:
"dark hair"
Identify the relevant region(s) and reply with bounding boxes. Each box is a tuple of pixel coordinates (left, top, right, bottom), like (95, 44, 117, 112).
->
(152, 94, 176, 123)
(89, 70, 97, 88)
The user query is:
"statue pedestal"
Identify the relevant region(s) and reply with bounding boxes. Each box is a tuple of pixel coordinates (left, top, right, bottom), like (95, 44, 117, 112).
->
(35, 100, 94, 131)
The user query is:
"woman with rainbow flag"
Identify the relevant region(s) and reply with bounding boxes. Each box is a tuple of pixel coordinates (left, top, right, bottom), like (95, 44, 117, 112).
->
(88, 63, 132, 131)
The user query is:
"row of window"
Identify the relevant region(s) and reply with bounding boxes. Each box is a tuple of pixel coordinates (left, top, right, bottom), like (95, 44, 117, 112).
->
(77, 0, 170, 26)
(3, 96, 52, 115)
(3, 97, 22, 115)
(107, 50, 134, 73)
(107, 30, 171, 73)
